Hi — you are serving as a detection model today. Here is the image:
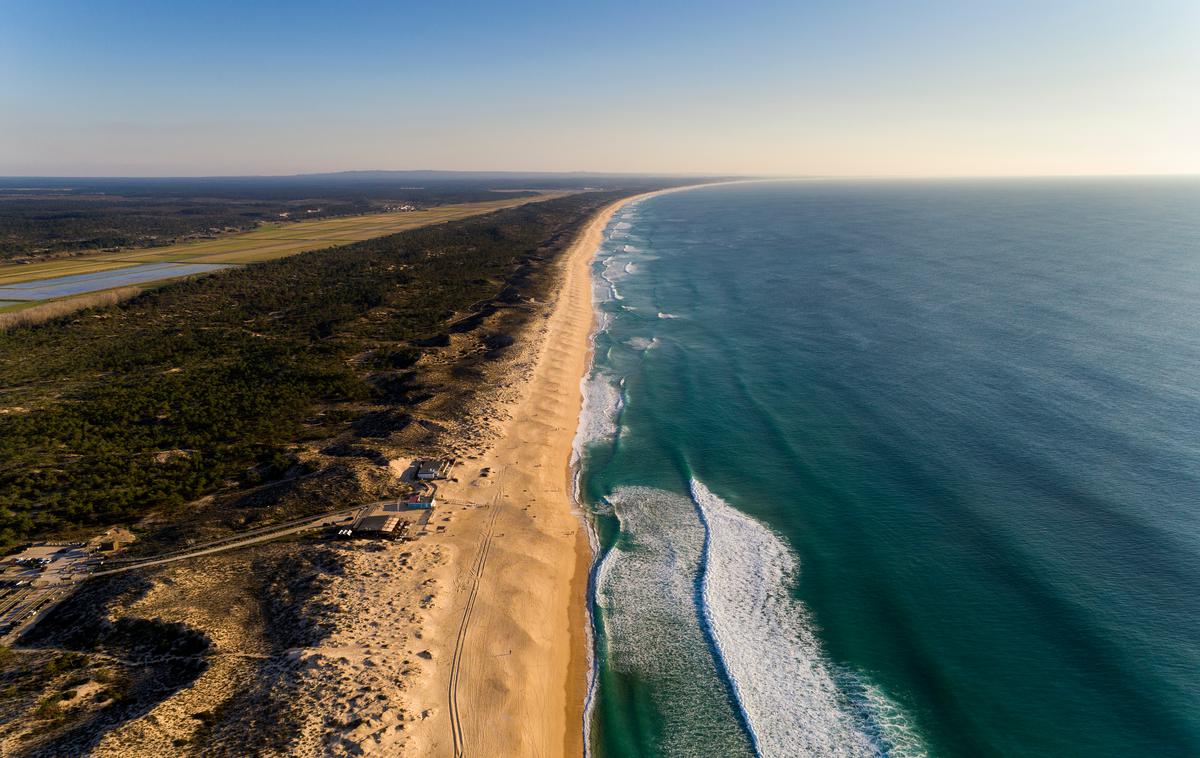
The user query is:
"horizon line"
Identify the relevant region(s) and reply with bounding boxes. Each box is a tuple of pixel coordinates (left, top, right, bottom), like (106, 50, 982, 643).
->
(1, 170, 1198, 182)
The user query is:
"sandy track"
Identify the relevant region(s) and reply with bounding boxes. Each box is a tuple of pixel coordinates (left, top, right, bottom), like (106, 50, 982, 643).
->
(447, 469, 505, 757)
(401, 195, 630, 757)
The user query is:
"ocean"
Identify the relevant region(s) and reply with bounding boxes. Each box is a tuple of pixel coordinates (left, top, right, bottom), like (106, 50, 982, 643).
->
(574, 179, 1200, 757)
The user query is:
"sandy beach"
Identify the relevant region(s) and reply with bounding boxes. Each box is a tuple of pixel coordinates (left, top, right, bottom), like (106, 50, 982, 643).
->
(276, 191, 639, 756)
(404, 194, 624, 757)
(281, 187, 721, 756)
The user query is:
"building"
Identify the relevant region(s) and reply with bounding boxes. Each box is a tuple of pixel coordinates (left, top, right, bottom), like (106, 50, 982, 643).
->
(404, 494, 437, 509)
(350, 512, 404, 538)
(414, 459, 453, 480)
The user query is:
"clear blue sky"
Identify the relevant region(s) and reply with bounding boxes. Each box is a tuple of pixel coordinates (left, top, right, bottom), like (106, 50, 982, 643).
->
(1, 0, 1196, 176)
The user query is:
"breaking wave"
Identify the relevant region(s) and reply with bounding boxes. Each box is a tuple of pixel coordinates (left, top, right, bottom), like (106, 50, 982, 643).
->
(691, 479, 887, 757)
(588, 482, 927, 757)
(572, 373, 623, 465)
(580, 188, 929, 758)
(601, 255, 627, 282)
(594, 487, 756, 757)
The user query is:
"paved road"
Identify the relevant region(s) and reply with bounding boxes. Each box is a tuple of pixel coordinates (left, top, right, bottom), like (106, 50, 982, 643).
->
(91, 506, 367, 577)
(1, 502, 381, 642)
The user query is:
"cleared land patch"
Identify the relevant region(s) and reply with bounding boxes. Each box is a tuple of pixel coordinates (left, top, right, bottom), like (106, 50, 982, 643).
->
(0, 191, 572, 295)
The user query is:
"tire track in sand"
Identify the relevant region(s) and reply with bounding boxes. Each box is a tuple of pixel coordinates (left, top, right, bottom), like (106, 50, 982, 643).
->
(448, 467, 505, 758)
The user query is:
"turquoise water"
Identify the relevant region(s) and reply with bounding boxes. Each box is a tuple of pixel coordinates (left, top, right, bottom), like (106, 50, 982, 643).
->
(576, 179, 1200, 757)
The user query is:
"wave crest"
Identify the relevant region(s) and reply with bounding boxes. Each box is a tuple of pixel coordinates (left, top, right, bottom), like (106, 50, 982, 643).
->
(691, 479, 883, 756)
(571, 373, 623, 466)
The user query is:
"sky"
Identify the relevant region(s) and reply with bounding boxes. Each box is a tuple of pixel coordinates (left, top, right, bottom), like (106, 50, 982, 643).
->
(1, 0, 1197, 177)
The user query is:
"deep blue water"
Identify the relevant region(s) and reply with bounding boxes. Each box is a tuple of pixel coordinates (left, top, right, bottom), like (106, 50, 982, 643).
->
(577, 179, 1200, 757)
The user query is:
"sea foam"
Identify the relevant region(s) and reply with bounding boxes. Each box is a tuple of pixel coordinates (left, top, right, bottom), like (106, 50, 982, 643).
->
(594, 487, 756, 756)
(573, 373, 622, 457)
(594, 483, 928, 756)
(690, 479, 883, 757)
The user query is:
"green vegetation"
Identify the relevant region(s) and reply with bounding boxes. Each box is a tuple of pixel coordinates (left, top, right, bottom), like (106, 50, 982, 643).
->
(0, 182, 538, 260)
(0, 192, 619, 549)
(34, 694, 64, 720)
(0, 647, 98, 722)
(43, 652, 87, 676)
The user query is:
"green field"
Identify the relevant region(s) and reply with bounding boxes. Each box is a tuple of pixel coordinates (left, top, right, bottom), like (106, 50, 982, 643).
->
(0, 192, 570, 287)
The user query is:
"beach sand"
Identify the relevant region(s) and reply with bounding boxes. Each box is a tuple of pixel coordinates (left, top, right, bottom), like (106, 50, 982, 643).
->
(402, 195, 621, 757)
(286, 188, 701, 756)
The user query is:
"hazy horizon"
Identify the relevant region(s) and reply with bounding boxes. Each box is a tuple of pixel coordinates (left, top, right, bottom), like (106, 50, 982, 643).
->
(2, 170, 1199, 180)
(3, 1, 1197, 177)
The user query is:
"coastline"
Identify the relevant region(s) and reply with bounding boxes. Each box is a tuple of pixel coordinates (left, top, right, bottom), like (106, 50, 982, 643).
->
(394, 189, 654, 756)
(418, 185, 715, 756)
(281, 185, 721, 756)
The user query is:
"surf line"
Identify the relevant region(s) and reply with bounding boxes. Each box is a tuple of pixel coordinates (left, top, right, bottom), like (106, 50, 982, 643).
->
(688, 475, 764, 756)
(576, 205, 638, 758)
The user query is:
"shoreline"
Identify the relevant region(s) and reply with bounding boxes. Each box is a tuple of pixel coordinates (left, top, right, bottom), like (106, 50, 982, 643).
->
(289, 184, 728, 757)
(565, 182, 739, 754)
(570, 183, 733, 756)
(419, 184, 720, 756)
(393, 189, 647, 756)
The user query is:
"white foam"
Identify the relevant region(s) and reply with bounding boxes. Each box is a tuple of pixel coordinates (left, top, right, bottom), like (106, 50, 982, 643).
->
(597, 254, 629, 301)
(591, 260, 624, 306)
(691, 479, 916, 757)
(657, 312, 680, 319)
(580, 194, 643, 757)
(838, 673, 930, 758)
(571, 373, 622, 464)
(601, 256, 626, 280)
(594, 308, 612, 334)
(625, 336, 658, 351)
(595, 487, 756, 756)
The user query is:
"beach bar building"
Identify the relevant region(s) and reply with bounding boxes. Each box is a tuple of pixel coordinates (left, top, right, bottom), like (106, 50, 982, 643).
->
(350, 510, 404, 539)
(414, 459, 453, 480)
(404, 494, 437, 509)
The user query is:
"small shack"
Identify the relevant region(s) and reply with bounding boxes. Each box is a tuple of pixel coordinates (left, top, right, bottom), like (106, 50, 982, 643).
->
(351, 512, 404, 539)
(404, 494, 437, 509)
(414, 459, 453, 480)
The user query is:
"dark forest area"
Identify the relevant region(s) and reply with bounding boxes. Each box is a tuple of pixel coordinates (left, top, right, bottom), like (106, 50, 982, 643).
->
(0, 190, 622, 549)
